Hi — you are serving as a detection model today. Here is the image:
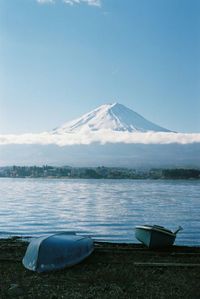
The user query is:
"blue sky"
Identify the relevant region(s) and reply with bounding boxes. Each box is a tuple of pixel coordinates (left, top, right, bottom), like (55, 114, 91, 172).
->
(0, 0, 199, 134)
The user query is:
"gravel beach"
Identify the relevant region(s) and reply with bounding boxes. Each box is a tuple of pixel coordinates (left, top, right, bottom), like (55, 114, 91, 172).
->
(0, 238, 200, 299)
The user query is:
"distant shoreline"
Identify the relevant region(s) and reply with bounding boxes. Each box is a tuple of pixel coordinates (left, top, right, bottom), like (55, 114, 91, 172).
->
(0, 166, 200, 180)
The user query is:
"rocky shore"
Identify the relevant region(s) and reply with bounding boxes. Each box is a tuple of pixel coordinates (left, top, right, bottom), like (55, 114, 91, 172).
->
(0, 238, 200, 299)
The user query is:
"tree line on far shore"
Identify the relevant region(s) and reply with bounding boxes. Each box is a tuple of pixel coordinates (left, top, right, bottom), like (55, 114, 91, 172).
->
(0, 166, 200, 179)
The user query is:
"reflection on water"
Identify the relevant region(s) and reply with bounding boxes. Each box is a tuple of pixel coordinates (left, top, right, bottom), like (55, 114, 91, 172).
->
(0, 178, 199, 245)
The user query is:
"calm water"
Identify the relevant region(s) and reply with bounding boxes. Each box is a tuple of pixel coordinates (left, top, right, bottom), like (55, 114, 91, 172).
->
(0, 178, 199, 245)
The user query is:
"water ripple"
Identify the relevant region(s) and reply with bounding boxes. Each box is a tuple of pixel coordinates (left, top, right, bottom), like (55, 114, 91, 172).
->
(0, 178, 199, 245)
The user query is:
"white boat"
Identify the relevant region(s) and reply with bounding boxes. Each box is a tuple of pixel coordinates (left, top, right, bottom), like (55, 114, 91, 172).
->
(22, 232, 94, 272)
(135, 225, 183, 249)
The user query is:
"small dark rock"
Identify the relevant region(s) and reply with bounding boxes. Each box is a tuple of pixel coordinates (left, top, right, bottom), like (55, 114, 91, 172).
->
(50, 293, 58, 299)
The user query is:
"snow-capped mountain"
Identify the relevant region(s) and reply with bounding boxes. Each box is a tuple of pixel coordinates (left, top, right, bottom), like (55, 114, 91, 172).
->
(1, 102, 200, 167)
(53, 103, 171, 133)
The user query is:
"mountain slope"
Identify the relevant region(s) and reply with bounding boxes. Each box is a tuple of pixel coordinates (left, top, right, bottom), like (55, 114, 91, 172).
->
(53, 103, 171, 133)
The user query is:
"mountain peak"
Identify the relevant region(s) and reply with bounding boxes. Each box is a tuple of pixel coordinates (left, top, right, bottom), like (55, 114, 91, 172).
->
(103, 102, 121, 109)
(96, 102, 119, 111)
(53, 102, 171, 133)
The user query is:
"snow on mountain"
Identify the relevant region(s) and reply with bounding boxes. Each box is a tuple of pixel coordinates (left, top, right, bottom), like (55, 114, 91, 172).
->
(53, 103, 171, 134)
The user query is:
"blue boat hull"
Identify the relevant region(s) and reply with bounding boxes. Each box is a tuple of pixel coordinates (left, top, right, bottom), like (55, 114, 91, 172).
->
(23, 233, 94, 272)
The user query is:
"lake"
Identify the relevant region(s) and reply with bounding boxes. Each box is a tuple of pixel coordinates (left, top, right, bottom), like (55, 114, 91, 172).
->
(0, 178, 199, 245)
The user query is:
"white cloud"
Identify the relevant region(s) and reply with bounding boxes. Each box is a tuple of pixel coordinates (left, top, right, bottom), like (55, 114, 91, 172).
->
(0, 130, 200, 146)
(37, 0, 55, 4)
(83, 0, 101, 6)
(63, 0, 101, 6)
(36, 0, 101, 6)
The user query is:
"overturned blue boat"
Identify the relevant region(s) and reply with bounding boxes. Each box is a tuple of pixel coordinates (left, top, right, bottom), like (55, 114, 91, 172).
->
(22, 233, 94, 272)
(135, 225, 183, 249)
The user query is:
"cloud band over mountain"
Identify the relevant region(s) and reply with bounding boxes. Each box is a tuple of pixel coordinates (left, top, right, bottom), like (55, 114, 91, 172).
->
(0, 131, 200, 146)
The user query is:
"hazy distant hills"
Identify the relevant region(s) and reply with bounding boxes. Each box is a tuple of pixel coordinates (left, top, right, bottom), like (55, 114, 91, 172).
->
(1, 142, 200, 168)
(0, 103, 199, 168)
